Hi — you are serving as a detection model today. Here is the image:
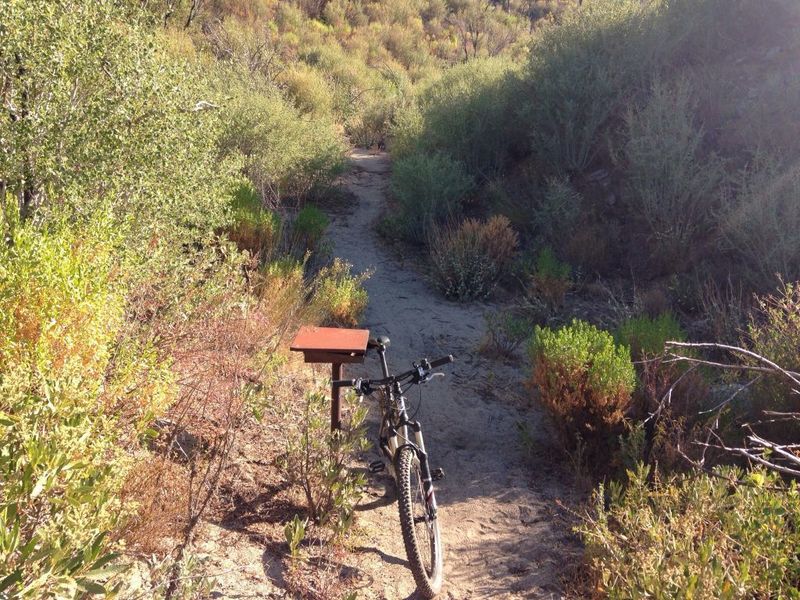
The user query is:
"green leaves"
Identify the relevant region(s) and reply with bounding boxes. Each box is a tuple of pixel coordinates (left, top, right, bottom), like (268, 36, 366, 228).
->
(529, 319, 636, 459)
(580, 466, 800, 598)
(284, 515, 308, 559)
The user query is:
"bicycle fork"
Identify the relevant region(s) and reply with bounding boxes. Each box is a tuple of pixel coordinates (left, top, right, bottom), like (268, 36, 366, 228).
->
(382, 421, 439, 520)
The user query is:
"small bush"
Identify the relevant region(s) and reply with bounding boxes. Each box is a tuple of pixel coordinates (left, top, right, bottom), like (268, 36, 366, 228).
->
(311, 258, 370, 326)
(619, 78, 723, 270)
(699, 277, 751, 346)
(412, 58, 523, 177)
(533, 177, 582, 248)
(255, 257, 308, 323)
(580, 464, 800, 598)
(529, 320, 636, 457)
(292, 204, 329, 252)
(528, 248, 571, 310)
(480, 311, 532, 359)
(429, 215, 519, 301)
(722, 157, 800, 288)
(747, 281, 800, 411)
(616, 312, 685, 361)
(228, 182, 281, 257)
(280, 391, 369, 535)
(390, 152, 474, 241)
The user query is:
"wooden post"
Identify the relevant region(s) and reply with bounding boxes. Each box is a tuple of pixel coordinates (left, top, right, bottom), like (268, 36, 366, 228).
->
(290, 326, 369, 433)
(331, 362, 342, 431)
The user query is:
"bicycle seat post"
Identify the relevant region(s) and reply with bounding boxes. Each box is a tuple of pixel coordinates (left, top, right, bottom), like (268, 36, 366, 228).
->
(369, 336, 391, 377)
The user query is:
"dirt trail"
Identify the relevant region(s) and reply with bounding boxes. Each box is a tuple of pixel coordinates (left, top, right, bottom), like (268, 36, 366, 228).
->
(330, 150, 577, 599)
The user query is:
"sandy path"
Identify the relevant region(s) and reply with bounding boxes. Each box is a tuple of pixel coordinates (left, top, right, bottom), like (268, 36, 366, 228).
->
(329, 150, 576, 599)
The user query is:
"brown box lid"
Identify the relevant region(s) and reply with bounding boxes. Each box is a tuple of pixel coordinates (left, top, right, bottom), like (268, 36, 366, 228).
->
(290, 326, 370, 363)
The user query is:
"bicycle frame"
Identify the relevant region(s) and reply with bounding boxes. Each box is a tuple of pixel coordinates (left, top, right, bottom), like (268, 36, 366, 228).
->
(374, 346, 439, 520)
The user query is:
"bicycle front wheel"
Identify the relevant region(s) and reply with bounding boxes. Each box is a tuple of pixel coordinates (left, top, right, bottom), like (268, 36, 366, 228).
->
(396, 446, 443, 598)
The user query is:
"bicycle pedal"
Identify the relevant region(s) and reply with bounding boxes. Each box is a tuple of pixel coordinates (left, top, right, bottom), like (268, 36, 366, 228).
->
(368, 460, 385, 474)
(432, 467, 445, 481)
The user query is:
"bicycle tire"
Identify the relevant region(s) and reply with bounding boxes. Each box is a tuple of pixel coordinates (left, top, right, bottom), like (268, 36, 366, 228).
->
(396, 446, 443, 598)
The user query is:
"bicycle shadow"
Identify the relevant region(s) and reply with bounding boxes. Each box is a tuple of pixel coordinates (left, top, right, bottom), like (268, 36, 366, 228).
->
(352, 466, 396, 511)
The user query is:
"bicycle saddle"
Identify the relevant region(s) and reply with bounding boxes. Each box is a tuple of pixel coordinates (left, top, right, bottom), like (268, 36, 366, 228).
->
(368, 335, 390, 349)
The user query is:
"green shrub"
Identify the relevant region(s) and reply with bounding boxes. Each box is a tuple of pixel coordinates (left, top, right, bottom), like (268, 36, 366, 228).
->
(580, 464, 800, 598)
(616, 312, 685, 361)
(747, 282, 800, 411)
(522, 0, 654, 173)
(480, 311, 532, 359)
(292, 204, 329, 252)
(228, 182, 282, 257)
(280, 391, 369, 534)
(529, 320, 636, 456)
(218, 70, 347, 205)
(279, 64, 334, 116)
(255, 257, 308, 324)
(0, 208, 136, 597)
(410, 58, 523, 177)
(311, 258, 370, 326)
(1, 0, 232, 249)
(619, 78, 723, 269)
(533, 177, 583, 248)
(390, 152, 474, 241)
(429, 215, 519, 301)
(722, 157, 800, 288)
(528, 247, 572, 310)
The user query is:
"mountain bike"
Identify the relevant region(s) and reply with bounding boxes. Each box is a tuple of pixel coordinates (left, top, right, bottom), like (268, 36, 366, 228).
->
(333, 336, 453, 598)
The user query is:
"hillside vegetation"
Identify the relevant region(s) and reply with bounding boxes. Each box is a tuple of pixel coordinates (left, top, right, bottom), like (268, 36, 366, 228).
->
(388, 0, 800, 596)
(4, 0, 800, 597)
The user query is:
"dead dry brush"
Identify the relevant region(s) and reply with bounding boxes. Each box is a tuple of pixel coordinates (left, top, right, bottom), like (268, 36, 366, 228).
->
(664, 340, 800, 479)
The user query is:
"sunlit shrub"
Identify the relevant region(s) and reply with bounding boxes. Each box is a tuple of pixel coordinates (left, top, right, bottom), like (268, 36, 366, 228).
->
(218, 70, 346, 204)
(580, 464, 800, 598)
(311, 259, 370, 326)
(0, 207, 133, 597)
(280, 391, 369, 533)
(529, 320, 636, 456)
(255, 257, 308, 324)
(391, 152, 474, 241)
(616, 312, 685, 361)
(280, 65, 334, 116)
(429, 215, 519, 301)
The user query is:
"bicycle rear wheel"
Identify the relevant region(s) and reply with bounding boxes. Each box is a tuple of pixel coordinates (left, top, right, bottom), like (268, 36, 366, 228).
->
(396, 446, 443, 598)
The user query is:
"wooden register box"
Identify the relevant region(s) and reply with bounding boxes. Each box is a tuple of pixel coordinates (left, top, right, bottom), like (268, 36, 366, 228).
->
(290, 326, 370, 430)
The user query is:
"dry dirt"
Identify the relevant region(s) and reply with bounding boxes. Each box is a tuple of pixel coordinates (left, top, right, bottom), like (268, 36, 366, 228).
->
(193, 150, 580, 600)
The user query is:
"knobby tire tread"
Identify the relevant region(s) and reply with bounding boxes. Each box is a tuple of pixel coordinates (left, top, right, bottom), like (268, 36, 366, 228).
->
(396, 446, 442, 598)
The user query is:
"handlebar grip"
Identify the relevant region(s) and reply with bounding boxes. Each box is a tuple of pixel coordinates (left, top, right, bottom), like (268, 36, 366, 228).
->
(429, 354, 455, 369)
(332, 379, 356, 389)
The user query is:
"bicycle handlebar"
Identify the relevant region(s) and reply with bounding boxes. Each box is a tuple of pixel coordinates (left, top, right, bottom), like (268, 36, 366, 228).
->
(332, 354, 455, 392)
(428, 354, 454, 369)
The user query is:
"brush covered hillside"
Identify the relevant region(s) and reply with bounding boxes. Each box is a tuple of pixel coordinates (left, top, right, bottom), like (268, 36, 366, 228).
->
(388, 0, 800, 597)
(0, 0, 540, 597)
(4, 0, 800, 598)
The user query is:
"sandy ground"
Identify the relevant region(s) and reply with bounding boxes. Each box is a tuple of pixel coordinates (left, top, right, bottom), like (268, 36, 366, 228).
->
(191, 150, 579, 600)
(327, 150, 578, 599)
